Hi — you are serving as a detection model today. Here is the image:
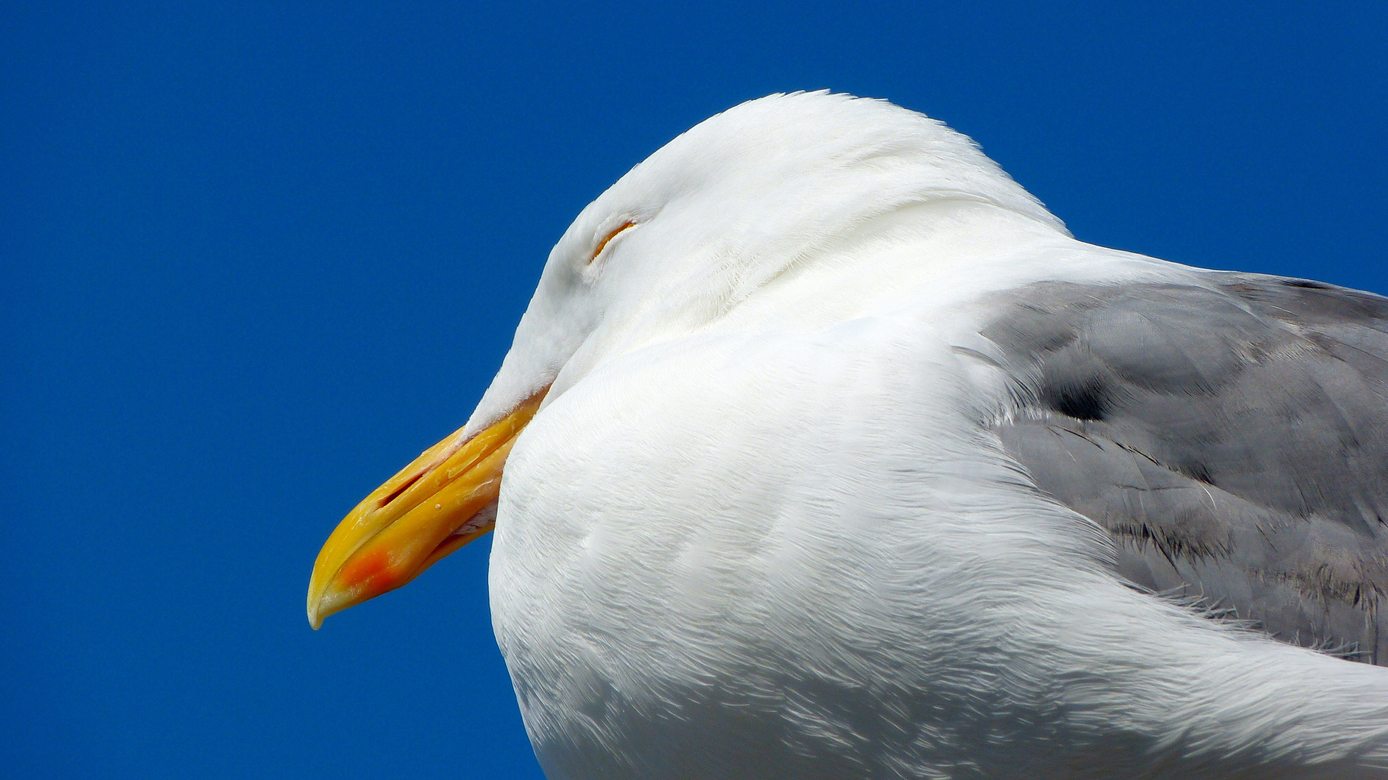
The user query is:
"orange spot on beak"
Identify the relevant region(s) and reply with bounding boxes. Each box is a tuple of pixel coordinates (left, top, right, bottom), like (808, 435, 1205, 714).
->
(339, 548, 395, 599)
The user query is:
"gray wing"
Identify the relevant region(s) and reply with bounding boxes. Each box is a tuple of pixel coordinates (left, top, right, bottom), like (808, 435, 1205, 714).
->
(981, 272, 1388, 664)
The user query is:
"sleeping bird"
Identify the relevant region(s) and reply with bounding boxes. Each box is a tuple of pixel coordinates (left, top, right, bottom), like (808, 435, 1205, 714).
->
(310, 92, 1388, 778)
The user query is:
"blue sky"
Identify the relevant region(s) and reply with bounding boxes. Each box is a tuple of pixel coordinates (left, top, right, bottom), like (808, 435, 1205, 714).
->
(5, 4, 1386, 777)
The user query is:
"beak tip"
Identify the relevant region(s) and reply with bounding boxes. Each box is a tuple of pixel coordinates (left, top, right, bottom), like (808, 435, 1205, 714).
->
(307, 593, 325, 630)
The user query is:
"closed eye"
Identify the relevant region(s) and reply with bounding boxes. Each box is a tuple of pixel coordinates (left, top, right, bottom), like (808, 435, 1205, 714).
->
(589, 220, 636, 264)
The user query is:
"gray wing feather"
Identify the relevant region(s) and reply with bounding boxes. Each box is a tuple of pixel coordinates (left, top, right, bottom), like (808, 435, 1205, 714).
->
(981, 272, 1388, 664)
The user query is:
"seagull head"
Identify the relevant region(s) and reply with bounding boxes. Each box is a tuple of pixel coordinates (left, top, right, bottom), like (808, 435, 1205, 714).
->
(307, 91, 1059, 627)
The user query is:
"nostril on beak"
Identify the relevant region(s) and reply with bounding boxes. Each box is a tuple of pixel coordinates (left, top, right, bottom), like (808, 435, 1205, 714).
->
(378, 470, 425, 509)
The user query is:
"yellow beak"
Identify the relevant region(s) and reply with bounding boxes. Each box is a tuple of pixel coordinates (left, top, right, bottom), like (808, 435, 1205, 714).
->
(306, 393, 545, 629)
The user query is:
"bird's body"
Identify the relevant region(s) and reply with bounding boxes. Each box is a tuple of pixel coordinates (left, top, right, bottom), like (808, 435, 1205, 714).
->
(311, 93, 1388, 777)
(494, 203, 1388, 778)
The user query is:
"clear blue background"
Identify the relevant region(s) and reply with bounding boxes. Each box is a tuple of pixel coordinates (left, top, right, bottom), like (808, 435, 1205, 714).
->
(5, 3, 1386, 777)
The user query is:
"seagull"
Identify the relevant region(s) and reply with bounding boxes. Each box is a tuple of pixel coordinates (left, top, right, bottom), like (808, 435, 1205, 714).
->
(308, 92, 1388, 778)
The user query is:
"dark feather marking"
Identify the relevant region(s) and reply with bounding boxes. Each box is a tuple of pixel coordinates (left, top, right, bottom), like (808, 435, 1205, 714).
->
(1282, 278, 1334, 290)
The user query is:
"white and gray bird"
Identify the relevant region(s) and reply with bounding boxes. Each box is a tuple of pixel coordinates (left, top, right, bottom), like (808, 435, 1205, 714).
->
(309, 92, 1388, 778)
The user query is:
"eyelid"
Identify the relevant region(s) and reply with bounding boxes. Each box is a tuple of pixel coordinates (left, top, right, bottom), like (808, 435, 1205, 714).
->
(589, 220, 637, 264)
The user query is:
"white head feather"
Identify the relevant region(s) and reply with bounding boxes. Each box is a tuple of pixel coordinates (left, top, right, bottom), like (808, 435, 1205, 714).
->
(466, 92, 1065, 436)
